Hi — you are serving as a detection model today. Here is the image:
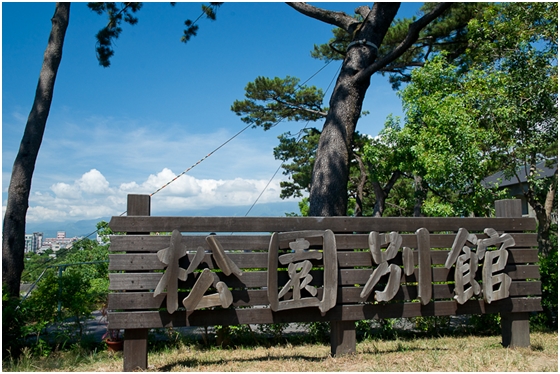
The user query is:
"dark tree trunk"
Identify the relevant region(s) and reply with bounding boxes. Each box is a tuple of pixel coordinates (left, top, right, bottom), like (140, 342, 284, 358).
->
(372, 171, 401, 217)
(525, 166, 557, 256)
(287, 2, 453, 217)
(353, 153, 368, 216)
(413, 175, 427, 217)
(2, 3, 70, 298)
(308, 3, 401, 216)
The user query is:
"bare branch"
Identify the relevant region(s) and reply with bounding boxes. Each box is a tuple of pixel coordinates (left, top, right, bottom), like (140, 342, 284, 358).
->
(357, 2, 454, 81)
(273, 97, 328, 118)
(355, 5, 371, 19)
(286, 2, 361, 33)
(379, 62, 425, 72)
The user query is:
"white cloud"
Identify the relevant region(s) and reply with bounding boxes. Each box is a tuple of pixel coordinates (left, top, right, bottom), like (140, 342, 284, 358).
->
(22, 168, 297, 223)
(26, 205, 68, 222)
(51, 182, 82, 199)
(77, 169, 110, 194)
(50, 169, 112, 198)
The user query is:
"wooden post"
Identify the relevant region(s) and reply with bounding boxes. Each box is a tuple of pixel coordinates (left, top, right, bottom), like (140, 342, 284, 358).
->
(330, 320, 356, 356)
(123, 194, 150, 371)
(127, 194, 151, 216)
(495, 199, 531, 348)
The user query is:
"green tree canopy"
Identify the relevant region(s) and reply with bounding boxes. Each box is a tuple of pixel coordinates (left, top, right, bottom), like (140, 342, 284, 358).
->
(398, 2, 557, 240)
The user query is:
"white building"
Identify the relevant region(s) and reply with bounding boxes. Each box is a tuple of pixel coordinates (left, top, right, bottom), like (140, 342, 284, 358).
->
(24, 232, 43, 253)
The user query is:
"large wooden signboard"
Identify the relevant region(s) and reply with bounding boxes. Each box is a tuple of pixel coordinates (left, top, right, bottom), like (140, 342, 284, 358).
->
(108, 196, 541, 371)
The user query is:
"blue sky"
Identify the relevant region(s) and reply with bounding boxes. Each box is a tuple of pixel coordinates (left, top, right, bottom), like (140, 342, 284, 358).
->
(3, 2, 420, 232)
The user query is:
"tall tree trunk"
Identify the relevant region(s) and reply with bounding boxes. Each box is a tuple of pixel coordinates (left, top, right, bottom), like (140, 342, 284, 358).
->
(288, 2, 453, 217)
(308, 3, 400, 216)
(525, 166, 558, 256)
(352, 152, 368, 216)
(372, 171, 401, 217)
(413, 175, 427, 217)
(2, 3, 70, 298)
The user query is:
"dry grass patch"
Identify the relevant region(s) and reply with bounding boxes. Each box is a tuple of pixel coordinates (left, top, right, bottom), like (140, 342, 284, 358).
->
(4, 331, 557, 372)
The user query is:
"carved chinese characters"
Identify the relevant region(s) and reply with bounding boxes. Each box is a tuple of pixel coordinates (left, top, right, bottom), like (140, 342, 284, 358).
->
(267, 230, 337, 314)
(446, 228, 481, 304)
(361, 231, 402, 302)
(153, 230, 188, 313)
(154, 227, 515, 316)
(479, 228, 514, 303)
(415, 228, 433, 305)
(154, 230, 240, 314)
(361, 229, 432, 305)
(445, 228, 515, 304)
(182, 235, 241, 311)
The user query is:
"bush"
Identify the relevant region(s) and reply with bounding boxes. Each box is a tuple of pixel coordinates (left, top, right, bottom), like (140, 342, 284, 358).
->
(412, 315, 451, 335)
(532, 223, 558, 330)
(2, 285, 29, 359)
(303, 321, 330, 343)
(468, 313, 501, 335)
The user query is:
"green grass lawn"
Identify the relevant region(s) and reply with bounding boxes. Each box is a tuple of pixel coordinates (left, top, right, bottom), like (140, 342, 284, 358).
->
(3, 331, 557, 372)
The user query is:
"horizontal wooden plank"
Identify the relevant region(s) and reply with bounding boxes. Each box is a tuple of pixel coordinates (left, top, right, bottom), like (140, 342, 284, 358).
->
(108, 247, 539, 271)
(107, 281, 542, 310)
(107, 297, 542, 329)
(108, 233, 538, 252)
(109, 265, 540, 292)
(109, 216, 536, 234)
(336, 248, 538, 267)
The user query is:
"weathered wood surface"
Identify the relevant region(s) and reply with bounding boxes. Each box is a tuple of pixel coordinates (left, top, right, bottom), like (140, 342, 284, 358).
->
(122, 194, 150, 373)
(109, 216, 536, 234)
(331, 321, 356, 356)
(111, 197, 540, 372)
(108, 264, 540, 291)
(494, 199, 533, 349)
(107, 297, 542, 330)
(123, 329, 148, 372)
(108, 209, 541, 347)
(107, 281, 541, 310)
(108, 247, 539, 271)
(108, 232, 538, 252)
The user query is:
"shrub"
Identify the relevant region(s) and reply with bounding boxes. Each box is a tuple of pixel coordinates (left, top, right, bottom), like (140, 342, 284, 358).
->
(532, 223, 558, 330)
(2, 285, 29, 359)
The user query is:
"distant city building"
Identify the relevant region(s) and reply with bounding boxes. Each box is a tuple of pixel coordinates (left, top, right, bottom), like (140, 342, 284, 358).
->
(36, 231, 79, 255)
(25, 232, 43, 253)
(24, 234, 33, 253)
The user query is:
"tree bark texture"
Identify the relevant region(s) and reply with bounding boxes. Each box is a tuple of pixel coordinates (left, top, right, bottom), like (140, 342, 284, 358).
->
(288, 2, 453, 217)
(307, 3, 401, 216)
(524, 165, 558, 256)
(352, 153, 367, 216)
(372, 171, 401, 217)
(2, 3, 70, 298)
(413, 174, 428, 217)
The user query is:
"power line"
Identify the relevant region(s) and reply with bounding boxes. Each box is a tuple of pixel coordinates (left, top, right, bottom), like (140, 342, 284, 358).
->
(149, 61, 339, 199)
(243, 61, 343, 216)
(149, 122, 253, 197)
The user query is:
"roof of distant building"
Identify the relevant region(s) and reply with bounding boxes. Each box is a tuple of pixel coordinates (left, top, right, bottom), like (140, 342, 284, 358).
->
(483, 161, 557, 188)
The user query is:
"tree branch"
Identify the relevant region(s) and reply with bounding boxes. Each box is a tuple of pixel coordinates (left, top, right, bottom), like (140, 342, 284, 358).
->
(355, 5, 371, 19)
(357, 2, 454, 81)
(286, 2, 361, 33)
(379, 62, 425, 72)
(383, 170, 402, 195)
(273, 97, 328, 118)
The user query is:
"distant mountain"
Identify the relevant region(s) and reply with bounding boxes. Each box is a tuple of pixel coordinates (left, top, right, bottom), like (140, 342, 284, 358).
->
(25, 201, 301, 238)
(26, 218, 110, 239)
(158, 201, 300, 217)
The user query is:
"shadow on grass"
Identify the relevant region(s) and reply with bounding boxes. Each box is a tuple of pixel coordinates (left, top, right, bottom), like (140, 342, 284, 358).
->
(158, 352, 327, 371)
(360, 344, 450, 355)
(145, 325, 498, 355)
